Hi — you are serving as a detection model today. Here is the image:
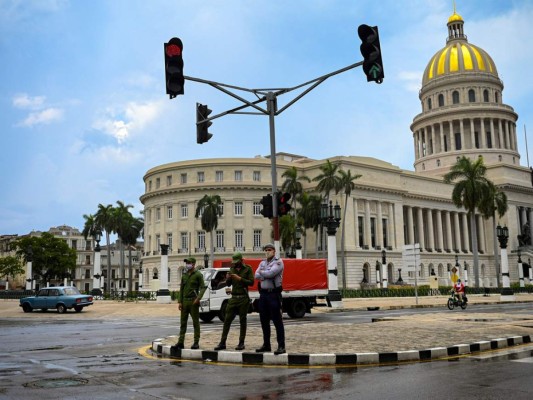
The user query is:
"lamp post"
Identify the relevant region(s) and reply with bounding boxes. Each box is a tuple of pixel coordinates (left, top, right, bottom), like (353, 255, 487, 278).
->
(25, 245, 33, 290)
(381, 249, 388, 290)
(463, 261, 469, 288)
(517, 250, 524, 288)
(528, 257, 532, 286)
(92, 230, 102, 295)
(204, 252, 209, 269)
(496, 225, 514, 300)
(320, 200, 343, 308)
(157, 244, 171, 303)
(396, 268, 403, 284)
(138, 260, 143, 290)
(295, 225, 303, 259)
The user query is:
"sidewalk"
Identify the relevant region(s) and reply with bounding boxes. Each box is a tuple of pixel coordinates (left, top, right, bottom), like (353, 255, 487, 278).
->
(152, 293, 533, 366)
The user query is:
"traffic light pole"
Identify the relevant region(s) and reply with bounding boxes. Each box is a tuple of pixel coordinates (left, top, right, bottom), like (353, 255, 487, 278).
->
(185, 60, 364, 254)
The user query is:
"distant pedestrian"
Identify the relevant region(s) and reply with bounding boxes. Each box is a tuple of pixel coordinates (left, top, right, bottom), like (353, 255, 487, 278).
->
(214, 252, 254, 351)
(176, 257, 206, 350)
(255, 243, 285, 355)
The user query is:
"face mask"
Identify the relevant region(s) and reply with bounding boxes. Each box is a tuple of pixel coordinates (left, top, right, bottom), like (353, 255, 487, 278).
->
(185, 264, 194, 271)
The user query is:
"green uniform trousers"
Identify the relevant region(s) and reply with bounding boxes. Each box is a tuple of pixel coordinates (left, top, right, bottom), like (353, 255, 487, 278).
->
(178, 299, 200, 344)
(220, 296, 250, 344)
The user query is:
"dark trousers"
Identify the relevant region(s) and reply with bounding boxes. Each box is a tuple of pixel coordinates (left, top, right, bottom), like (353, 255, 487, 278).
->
(258, 292, 285, 348)
(178, 300, 200, 344)
(220, 296, 249, 344)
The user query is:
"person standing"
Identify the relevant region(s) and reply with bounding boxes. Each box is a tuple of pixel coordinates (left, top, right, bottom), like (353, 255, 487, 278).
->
(176, 257, 206, 350)
(255, 243, 285, 355)
(214, 252, 254, 351)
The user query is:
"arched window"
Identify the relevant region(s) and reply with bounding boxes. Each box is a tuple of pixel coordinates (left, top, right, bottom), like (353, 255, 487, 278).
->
(452, 91, 460, 104)
(483, 89, 489, 102)
(153, 268, 159, 279)
(468, 89, 475, 102)
(427, 98, 432, 110)
(438, 94, 444, 107)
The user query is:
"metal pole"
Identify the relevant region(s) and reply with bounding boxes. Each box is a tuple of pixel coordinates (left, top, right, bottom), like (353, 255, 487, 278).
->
(267, 92, 281, 255)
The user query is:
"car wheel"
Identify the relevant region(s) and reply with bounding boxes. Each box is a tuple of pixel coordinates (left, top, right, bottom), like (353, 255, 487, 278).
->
(57, 304, 67, 314)
(74, 305, 83, 312)
(22, 303, 33, 313)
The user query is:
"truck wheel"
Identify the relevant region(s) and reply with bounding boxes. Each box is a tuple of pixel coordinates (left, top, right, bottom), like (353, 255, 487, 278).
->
(200, 312, 216, 322)
(218, 301, 227, 322)
(287, 299, 306, 318)
(22, 303, 33, 313)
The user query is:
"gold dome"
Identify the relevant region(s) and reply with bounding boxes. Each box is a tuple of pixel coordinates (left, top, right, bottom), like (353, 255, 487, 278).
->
(448, 12, 463, 23)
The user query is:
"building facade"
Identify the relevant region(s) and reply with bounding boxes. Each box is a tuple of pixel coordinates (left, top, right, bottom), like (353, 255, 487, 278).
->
(140, 9, 533, 290)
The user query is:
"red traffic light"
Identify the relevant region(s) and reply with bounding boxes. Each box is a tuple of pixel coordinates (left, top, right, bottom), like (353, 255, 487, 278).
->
(165, 44, 182, 57)
(278, 192, 292, 216)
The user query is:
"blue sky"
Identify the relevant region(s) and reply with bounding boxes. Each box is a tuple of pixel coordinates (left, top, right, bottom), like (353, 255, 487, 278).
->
(1, 0, 532, 236)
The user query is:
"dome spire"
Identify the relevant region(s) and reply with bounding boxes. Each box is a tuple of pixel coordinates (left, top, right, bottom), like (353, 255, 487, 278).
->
(447, 1, 466, 42)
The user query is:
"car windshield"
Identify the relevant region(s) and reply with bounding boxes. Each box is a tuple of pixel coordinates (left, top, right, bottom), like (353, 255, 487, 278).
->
(63, 287, 81, 295)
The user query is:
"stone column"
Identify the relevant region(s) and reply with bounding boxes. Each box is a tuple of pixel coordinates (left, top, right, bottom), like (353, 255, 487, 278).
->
(529, 208, 533, 242)
(377, 201, 383, 249)
(459, 119, 465, 150)
(470, 119, 476, 148)
(480, 118, 487, 148)
(439, 122, 445, 153)
(450, 120, 456, 150)
(388, 203, 395, 249)
(454, 212, 461, 252)
(157, 244, 171, 304)
(461, 213, 470, 252)
(417, 207, 425, 249)
(498, 119, 504, 148)
(427, 209, 435, 251)
(436, 210, 444, 251)
(445, 211, 453, 252)
(407, 206, 414, 245)
(354, 199, 360, 248)
(364, 200, 371, 248)
(430, 125, 436, 154)
(477, 214, 486, 253)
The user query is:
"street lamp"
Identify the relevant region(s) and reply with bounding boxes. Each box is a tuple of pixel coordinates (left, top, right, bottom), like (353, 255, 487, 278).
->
(381, 249, 388, 289)
(496, 225, 514, 298)
(295, 225, 303, 259)
(204, 252, 209, 269)
(320, 200, 343, 308)
(517, 249, 524, 288)
(463, 261, 468, 287)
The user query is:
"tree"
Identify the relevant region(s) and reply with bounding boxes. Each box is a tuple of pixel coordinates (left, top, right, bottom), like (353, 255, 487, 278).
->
(121, 215, 144, 292)
(195, 195, 223, 263)
(478, 181, 508, 287)
(81, 214, 100, 241)
(279, 214, 296, 256)
(444, 156, 493, 287)
(281, 166, 310, 213)
(114, 200, 134, 286)
(12, 233, 76, 286)
(0, 256, 24, 289)
(338, 169, 362, 288)
(298, 193, 323, 258)
(95, 203, 116, 292)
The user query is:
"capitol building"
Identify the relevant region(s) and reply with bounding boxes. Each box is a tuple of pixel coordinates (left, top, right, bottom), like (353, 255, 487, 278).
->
(140, 10, 533, 291)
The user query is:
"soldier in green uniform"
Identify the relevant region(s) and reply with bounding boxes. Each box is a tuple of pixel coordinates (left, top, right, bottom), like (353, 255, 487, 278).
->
(177, 257, 206, 349)
(214, 252, 254, 351)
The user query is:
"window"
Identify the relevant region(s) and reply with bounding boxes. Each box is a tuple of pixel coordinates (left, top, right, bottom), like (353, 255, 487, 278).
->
(155, 234, 161, 251)
(370, 218, 376, 248)
(486, 131, 492, 148)
(495, 92, 499, 103)
(253, 230, 262, 249)
(149, 180, 152, 191)
(468, 89, 475, 102)
(443, 135, 448, 152)
(181, 203, 188, 218)
(253, 171, 261, 181)
(438, 94, 444, 107)
(180, 173, 187, 184)
(483, 89, 489, 102)
(358, 216, 364, 247)
(197, 171, 205, 183)
(156, 207, 161, 222)
(166, 175, 172, 186)
(452, 91, 460, 104)
(167, 205, 173, 220)
(253, 202, 261, 215)
(181, 232, 188, 251)
(156, 178, 160, 189)
(455, 133, 462, 150)
(235, 230, 244, 249)
(85, 255, 91, 265)
(197, 231, 205, 251)
(234, 170, 242, 181)
(216, 230, 225, 249)
(234, 201, 243, 216)
(474, 131, 480, 148)
(85, 268, 91, 278)
(216, 171, 223, 182)
(427, 98, 432, 110)
(167, 233, 173, 250)
(382, 219, 388, 248)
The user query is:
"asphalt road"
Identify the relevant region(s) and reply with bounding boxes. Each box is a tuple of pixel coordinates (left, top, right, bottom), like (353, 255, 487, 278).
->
(1, 302, 532, 399)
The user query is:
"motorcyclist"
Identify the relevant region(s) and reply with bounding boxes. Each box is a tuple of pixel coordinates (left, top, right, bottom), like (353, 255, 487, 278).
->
(453, 278, 465, 303)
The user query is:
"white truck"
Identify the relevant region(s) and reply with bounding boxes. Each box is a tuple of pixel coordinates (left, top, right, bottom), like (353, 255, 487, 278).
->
(198, 258, 333, 322)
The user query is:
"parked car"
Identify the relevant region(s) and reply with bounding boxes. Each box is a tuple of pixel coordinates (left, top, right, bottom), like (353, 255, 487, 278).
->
(19, 286, 93, 313)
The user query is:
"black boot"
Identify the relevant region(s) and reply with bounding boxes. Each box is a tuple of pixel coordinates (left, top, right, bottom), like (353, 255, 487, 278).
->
(214, 342, 226, 351)
(191, 342, 199, 350)
(255, 344, 271, 353)
(175, 342, 184, 349)
(274, 346, 286, 355)
(235, 342, 245, 351)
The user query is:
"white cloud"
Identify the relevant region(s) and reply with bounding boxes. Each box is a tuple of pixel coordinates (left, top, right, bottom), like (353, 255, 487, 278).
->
(18, 107, 63, 127)
(13, 93, 46, 109)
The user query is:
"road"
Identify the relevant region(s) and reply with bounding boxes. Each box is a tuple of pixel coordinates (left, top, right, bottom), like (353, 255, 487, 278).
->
(1, 303, 532, 399)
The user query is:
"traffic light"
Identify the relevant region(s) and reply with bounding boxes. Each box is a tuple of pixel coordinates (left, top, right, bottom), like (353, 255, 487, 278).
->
(260, 194, 273, 219)
(164, 37, 184, 98)
(278, 192, 292, 216)
(196, 103, 213, 144)
(357, 24, 384, 84)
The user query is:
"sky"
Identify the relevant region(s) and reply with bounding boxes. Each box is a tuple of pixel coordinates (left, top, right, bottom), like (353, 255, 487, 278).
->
(1, 0, 532, 236)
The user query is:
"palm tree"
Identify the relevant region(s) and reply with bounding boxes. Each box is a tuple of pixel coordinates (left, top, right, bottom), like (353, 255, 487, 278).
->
(338, 169, 362, 289)
(478, 181, 508, 287)
(114, 200, 134, 285)
(81, 214, 100, 241)
(298, 193, 323, 258)
(313, 160, 342, 257)
(95, 203, 116, 292)
(121, 215, 144, 292)
(444, 156, 493, 287)
(279, 214, 296, 256)
(195, 195, 223, 263)
(281, 166, 310, 213)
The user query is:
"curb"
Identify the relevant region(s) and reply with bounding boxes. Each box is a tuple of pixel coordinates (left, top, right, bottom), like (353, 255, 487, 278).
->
(151, 334, 532, 367)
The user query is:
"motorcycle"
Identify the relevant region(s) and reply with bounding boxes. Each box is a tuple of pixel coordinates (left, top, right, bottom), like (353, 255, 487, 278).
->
(447, 290, 468, 310)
